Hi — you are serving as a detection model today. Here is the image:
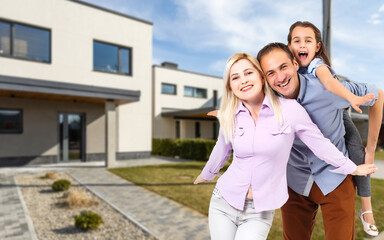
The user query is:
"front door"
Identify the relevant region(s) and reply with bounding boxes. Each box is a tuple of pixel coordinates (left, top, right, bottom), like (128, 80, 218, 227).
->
(58, 113, 85, 161)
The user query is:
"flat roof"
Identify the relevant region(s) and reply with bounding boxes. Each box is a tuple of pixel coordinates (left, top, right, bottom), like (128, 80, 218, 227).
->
(69, 0, 153, 26)
(153, 65, 222, 79)
(0, 74, 140, 104)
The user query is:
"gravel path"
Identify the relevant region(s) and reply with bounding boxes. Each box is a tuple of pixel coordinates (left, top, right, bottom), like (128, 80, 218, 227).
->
(16, 172, 155, 240)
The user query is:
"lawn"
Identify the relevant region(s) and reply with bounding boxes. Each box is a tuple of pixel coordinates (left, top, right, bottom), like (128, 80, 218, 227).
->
(109, 161, 384, 240)
(375, 150, 384, 160)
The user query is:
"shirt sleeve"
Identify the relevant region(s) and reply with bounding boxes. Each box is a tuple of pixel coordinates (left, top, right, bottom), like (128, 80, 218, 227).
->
(200, 128, 233, 180)
(291, 101, 357, 175)
(331, 81, 379, 109)
(308, 58, 336, 78)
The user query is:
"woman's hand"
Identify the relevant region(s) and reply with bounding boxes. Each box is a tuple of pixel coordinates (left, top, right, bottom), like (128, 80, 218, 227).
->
(194, 175, 209, 184)
(352, 163, 378, 176)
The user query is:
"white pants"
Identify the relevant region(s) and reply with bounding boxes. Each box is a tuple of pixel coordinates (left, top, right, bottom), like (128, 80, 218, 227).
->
(208, 187, 274, 240)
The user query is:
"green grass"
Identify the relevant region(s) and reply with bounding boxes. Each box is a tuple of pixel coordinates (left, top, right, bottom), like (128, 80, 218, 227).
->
(109, 161, 384, 240)
(375, 150, 384, 160)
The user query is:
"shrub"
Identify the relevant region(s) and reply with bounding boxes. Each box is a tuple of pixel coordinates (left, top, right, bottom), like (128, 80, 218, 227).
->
(64, 190, 99, 208)
(152, 138, 180, 157)
(152, 138, 216, 161)
(75, 211, 103, 231)
(40, 171, 56, 180)
(52, 179, 71, 192)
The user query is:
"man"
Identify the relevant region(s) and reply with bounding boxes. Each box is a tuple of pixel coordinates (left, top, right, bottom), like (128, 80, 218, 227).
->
(257, 42, 383, 240)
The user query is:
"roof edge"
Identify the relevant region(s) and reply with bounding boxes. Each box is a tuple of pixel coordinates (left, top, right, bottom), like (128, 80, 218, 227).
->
(68, 0, 153, 26)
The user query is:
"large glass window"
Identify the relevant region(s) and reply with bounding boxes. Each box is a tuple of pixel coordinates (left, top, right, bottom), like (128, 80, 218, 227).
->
(184, 86, 207, 98)
(0, 22, 11, 55)
(213, 122, 218, 139)
(0, 20, 50, 62)
(175, 121, 180, 138)
(0, 109, 23, 134)
(93, 41, 132, 75)
(161, 83, 177, 95)
(195, 122, 200, 138)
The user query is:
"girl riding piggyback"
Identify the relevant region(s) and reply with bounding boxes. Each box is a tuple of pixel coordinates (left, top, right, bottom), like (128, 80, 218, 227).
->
(287, 21, 379, 237)
(287, 21, 374, 113)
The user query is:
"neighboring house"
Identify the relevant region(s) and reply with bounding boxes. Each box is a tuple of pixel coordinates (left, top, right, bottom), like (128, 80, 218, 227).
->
(152, 62, 221, 140)
(0, 0, 152, 166)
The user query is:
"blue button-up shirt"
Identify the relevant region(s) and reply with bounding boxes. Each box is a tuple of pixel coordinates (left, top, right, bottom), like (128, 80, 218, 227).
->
(288, 67, 378, 196)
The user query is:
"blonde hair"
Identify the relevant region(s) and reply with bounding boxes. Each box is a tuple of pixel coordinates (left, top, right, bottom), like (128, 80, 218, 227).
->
(219, 53, 283, 143)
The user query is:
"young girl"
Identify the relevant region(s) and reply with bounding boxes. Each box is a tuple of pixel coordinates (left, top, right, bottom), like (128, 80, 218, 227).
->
(287, 21, 379, 237)
(194, 52, 376, 240)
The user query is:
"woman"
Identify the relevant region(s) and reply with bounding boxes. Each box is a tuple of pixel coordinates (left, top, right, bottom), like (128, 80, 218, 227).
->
(194, 53, 376, 240)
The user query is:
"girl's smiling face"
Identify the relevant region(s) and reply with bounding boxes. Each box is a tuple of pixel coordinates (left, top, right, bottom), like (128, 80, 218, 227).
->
(288, 26, 321, 67)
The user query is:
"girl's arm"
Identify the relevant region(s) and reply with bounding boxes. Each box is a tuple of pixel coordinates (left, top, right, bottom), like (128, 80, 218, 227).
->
(365, 89, 384, 164)
(316, 65, 375, 113)
(291, 101, 377, 176)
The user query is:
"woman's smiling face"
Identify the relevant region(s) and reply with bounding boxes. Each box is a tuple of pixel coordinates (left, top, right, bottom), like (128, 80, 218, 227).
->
(229, 59, 265, 102)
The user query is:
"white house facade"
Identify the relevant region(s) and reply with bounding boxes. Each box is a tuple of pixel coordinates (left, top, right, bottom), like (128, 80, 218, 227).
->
(152, 62, 221, 140)
(0, 0, 152, 166)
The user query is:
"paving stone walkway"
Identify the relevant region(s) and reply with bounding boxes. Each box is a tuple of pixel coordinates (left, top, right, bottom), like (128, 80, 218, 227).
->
(1, 157, 384, 240)
(0, 174, 36, 240)
(69, 167, 210, 240)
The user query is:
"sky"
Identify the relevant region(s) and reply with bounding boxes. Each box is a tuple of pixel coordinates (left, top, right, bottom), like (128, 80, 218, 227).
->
(81, 0, 384, 89)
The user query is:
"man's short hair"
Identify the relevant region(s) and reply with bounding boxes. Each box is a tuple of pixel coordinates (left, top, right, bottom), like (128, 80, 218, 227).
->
(257, 42, 294, 63)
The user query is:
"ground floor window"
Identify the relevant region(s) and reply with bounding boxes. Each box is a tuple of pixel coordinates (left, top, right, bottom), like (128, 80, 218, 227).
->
(213, 122, 218, 139)
(195, 122, 200, 138)
(176, 120, 180, 138)
(0, 108, 22, 133)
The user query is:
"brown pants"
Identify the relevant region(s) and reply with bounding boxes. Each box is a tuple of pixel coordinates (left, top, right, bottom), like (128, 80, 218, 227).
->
(281, 175, 356, 240)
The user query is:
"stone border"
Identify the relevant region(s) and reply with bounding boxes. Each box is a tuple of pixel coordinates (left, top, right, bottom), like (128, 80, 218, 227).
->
(69, 172, 157, 240)
(14, 177, 38, 240)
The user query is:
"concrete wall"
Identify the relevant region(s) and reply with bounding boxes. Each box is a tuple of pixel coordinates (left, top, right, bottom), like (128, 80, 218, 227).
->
(0, 96, 104, 158)
(0, 0, 153, 156)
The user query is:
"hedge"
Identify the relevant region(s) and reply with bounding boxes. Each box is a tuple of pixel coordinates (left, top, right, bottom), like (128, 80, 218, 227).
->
(152, 138, 216, 161)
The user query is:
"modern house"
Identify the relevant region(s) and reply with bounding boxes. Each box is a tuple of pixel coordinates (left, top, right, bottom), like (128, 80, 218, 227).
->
(0, 0, 153, 166)
(1, 0, 382, 167)
(152, 62, 221, 140)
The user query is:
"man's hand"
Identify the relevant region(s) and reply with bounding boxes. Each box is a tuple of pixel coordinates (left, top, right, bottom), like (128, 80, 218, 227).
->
(207, 110, 218, 117)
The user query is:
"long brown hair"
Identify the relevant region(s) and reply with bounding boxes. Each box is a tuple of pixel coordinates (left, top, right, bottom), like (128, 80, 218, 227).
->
(287, 21, 331, 67)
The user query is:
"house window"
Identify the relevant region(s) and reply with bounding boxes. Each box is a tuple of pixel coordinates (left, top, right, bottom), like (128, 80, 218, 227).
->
(184, 86, 207, 98)
(213, 90, 218, 107)
(195, 122, 200, 138)
(176, 121, 180, 138)
(0, 20, 50, 62)
(162, 83, 177, 95)
(213, 122, 218, 139)
(93, 40, 132, 75)
(0, 109, 22, 133)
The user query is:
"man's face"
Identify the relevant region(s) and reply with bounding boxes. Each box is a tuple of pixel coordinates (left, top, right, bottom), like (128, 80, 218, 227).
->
(259, 49, 300, 99)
